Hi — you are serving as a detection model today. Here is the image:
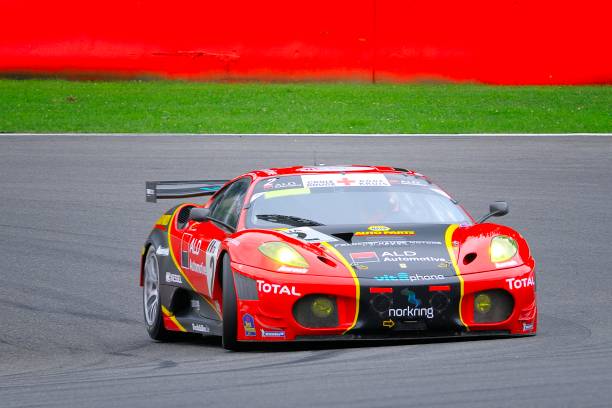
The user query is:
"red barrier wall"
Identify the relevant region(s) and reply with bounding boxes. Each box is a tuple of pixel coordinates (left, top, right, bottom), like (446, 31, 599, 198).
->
(1, 0, 610, 84)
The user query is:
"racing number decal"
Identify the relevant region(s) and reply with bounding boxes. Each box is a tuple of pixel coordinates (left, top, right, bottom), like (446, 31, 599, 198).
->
(205, 239, 222, 296)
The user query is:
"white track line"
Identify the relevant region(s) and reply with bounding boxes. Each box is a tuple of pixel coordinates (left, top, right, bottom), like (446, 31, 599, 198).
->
(1, 133, 611, 137)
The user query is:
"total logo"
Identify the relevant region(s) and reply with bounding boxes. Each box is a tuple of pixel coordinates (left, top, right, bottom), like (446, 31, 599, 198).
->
(388, 290, 435, 319)
(257, 280, 301, 296)
(506, 277, 535, 290)
(368, 225, 390, 231)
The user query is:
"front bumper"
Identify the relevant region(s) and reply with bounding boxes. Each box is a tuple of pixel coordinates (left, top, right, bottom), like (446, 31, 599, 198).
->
(232, 262, 537, 342)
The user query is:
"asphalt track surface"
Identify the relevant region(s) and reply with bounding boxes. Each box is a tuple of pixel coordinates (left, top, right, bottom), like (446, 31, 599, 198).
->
(1, 135, 611, 408)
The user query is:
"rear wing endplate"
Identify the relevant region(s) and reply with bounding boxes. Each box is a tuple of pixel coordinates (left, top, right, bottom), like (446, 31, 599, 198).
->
(145, 180, 229, 203)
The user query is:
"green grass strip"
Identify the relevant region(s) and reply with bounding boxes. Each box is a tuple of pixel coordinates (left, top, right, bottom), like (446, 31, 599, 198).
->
(0, 79, 609, 133)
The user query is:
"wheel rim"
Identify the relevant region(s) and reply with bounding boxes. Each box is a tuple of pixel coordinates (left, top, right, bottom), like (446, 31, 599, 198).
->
(143, 251, 160, 326)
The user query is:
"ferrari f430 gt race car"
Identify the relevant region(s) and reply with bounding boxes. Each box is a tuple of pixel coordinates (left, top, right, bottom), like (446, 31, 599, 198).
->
(141, 165, 537, 349)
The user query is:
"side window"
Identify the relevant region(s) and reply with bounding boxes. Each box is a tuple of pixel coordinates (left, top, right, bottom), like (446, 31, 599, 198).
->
(209, 178, 251, 229)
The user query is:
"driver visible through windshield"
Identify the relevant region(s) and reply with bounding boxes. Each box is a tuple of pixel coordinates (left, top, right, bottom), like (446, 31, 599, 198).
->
(246, 172, 471, 229)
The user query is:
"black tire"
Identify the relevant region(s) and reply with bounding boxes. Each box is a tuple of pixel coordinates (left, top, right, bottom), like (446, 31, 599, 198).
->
(143, 246, 176, 341)
(221, 254, 241, 350)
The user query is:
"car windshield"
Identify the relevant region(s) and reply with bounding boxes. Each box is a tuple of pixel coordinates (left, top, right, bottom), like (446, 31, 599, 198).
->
(246, 173, 471, 228)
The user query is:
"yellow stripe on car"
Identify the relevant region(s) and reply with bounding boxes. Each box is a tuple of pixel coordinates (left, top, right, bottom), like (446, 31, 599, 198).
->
(445, 224, 468, 330)
(321, 242, 360, 333)
(161, 305, 187, 332)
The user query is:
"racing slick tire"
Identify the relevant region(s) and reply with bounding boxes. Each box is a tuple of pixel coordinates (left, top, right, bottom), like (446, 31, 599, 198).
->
(222, 254, 241, 350)
(143, 246, 176, 341)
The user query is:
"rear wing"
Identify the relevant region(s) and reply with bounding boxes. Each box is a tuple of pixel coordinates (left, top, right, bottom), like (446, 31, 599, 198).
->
(145, 180, 229, 203)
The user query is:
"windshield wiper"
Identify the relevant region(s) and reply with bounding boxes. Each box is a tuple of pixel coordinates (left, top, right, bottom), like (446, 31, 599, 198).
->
(256, 214, 325, 227)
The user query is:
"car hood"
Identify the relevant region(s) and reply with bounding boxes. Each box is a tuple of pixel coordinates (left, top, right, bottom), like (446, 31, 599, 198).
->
(280, 223, 460, 279)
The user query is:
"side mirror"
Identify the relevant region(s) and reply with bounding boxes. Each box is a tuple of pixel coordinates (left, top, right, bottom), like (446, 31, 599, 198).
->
(189, 207, 210, 222)
(476, 201, 509, 224)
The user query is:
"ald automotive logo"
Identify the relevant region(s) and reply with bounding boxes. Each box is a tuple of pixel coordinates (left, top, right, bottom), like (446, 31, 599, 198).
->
(388, 289, 434, 319)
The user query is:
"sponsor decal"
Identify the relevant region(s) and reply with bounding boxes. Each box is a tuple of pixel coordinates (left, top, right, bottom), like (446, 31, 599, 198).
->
(191, 300, 200, 310)
(335, 240, 442, 247)
(382, 319, 395, 328)
(374, 272, 446, 282)
(156, 246, 169, 256)
(355, 264, 369, 270)
(165, 272, 182, 284)
(355, 230, 416, 236)
(368, 225, 390, 231)
(280, 226, 337, 243)
(205, 239, 221, 296)
(382, 250, 417, 258)
(243, 314, 256, 336)
(192, 323, 210, 333)
(438, 261, 451, 269)
(263, 178, 303, 190)
(181, 234, 206, 275)
(190, 238, 202, 255)
(301, 173, 390, 188)
(523, 322, 534, 332)
(389, 290, 434, 319)
(299, 166, 373, 172)
(349, 251, 380, 264)
(404, 289, 421, 307)
(506, 277, 535, 290)
(400, 179, 428, 186)
(399, 263, 407, 269)
(261, 329, 286, 338)
(257, 280, 301, 296)
(381, 251, 446, 263)
(495, 260, 519, 268)
(277, 265, 308, 274)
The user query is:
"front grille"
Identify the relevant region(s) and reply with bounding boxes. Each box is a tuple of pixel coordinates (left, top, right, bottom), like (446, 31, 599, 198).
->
(234, 272, 258, 300)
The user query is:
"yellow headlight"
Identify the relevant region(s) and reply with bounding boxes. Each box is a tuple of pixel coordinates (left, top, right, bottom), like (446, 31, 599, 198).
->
(474, 293, 492, 314)
(258, 242, 309, 268)
(311, 297, 334, 318)
(490, 235, 518, 263)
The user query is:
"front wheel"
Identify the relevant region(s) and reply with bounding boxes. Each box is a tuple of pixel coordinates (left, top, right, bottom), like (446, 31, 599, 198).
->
(143, 246, 175, 341)
(221, 254, 240, 350)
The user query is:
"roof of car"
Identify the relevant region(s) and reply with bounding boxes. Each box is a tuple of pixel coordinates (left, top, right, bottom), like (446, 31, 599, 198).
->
(246, 165, 418, 179)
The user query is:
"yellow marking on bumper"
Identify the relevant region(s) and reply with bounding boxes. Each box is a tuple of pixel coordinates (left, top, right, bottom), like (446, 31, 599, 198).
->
(321, 242, 359, 333)
(161, 305, 186, 332)
(445, 224, 468, 330)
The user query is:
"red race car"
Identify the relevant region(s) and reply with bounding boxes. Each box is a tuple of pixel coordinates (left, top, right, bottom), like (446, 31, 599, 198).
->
(141, 165, 537, 350)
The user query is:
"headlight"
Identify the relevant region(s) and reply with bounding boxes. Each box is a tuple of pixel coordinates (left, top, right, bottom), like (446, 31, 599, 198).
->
(490, 235, 518, 263)
(258, 242, 309, 268)
(311, 297, 335, 318)
(474, 293, 492, 314)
